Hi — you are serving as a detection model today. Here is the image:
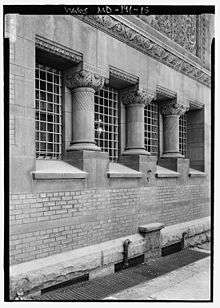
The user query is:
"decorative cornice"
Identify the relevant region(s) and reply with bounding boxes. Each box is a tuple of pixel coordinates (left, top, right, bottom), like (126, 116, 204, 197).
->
(120, 88, 155, 106)
(35, 35, 83, 63)
(160, 100, 189, 116)
(156, 85, 177, 101)
(109, 66, 139, 85)
(75, 15, 211, 88)
(187, 99, 204, 110)
(65, 69, 105, 91)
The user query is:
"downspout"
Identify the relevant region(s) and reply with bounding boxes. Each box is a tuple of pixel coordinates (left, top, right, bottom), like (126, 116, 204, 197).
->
(123, 239, 132, 269)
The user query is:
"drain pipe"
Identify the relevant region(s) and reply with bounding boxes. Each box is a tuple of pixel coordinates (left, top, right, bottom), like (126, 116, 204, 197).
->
(123, 239, 132, 269)
(181, 232, 187, 249)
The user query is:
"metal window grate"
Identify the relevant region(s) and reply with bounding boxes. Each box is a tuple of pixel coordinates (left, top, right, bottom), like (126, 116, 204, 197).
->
(35, 63, 62, 159)
(144, 102, 159, 155)
(179, 113, 187, 157)
(94, 86, 119, 162)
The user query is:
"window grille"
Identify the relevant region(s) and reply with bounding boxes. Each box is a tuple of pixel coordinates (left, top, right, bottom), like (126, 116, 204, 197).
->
(94, 86, 119, 162)
(144, 102, 159, 155)
(179, 113, 187, 157)
(35, 63, 62, 159)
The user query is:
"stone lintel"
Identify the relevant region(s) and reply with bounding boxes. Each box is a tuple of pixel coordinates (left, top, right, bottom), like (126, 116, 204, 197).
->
(138, 223, 165, 235)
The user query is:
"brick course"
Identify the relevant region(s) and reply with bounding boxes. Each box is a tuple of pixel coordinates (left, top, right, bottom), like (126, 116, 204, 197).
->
(10, 179, 210, 265)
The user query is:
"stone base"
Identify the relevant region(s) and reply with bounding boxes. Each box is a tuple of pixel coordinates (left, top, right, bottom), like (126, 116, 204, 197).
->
(161, 216, 210, 248)
(122, 148, 151, 155)
(158, 157, 189, 175)
(162, 152, 184, 158)
(119, 154, 157, 185)
(10, 217, 210, 300)
(68, 142, 101, 151)
(64, 150, 109, 187)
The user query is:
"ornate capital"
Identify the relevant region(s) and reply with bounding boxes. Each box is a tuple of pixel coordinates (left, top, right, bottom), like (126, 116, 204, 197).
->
(160, 100, 189, 116)
(65, 69, 104, 91)
(120, 89, 155, 106)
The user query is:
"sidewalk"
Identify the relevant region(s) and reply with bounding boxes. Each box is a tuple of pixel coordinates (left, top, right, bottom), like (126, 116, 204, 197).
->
(104, 246, 211, 301)
(38, 244, 211, 301)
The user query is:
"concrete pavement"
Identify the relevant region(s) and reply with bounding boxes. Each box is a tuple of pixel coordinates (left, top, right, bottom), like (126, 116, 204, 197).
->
(104, 246, 211, 301)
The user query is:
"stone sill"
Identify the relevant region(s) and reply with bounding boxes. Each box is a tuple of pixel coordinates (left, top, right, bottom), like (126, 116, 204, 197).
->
(189, 168, 206, 178)
(32, 160, 87, 180)
(107, 162, 143, 178)
(155, 165, 180, 178)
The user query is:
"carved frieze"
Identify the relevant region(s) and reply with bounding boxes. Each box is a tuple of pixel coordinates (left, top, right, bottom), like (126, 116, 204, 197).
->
(120, 88, 155, 106)
(160, 100, 189, 116)
(36, 35, 83, 63)
(65, 69, 104, 91)
(75, 15, 210, 88)
(145, 15, 197, 55)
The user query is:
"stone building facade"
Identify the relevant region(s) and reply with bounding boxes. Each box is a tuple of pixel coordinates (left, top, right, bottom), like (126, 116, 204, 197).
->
(6, 12, 214, 298)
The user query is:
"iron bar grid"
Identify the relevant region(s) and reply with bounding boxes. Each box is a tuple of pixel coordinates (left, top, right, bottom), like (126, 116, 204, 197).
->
(94, 86, 119, 162)
(179, 113, 187, 157)
(35, 63, 62, 159)
(144, 102, 159, 156)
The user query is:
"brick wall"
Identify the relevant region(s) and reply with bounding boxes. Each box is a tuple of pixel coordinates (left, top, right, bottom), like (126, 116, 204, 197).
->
(10, 179, 210, 265)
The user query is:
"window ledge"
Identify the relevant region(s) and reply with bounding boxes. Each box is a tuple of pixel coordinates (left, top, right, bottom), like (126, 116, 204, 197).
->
(107, 162, 143, 178)
(189, 168, 206, 178)
(32, 160, 88, 180)
(155, 165, 180, 178)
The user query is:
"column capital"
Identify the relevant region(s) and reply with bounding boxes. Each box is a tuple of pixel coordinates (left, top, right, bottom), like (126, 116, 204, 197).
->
(120, 88, 156, 106)
(160, 99, 189, 116)
(65, 69, 105, 91)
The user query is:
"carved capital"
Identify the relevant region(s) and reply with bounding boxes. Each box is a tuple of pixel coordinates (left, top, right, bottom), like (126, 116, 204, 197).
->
(65, 69, 104, 91)
(120, 89, 155, 106)
(160, 100, 189, 116)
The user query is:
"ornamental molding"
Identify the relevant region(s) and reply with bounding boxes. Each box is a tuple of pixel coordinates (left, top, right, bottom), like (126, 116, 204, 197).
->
(160, 100, 189, 116)
(109, 66, 139, 85)
(35, 35, 83, 63)
(120, 88, 156, 106)
(138, 15, 197, 55)
(65, 69, 105, 91)
(187, 99, 204, 110)
(156, 85, 177, 101)
(75, 15, 211, 88)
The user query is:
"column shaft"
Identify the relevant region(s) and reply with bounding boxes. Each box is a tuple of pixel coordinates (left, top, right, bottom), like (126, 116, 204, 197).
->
(163, 114, 180, 156)
(121, 88, 155, 156)
(65, 69, 104, 151)
(70, 87, 98, 150)
(125, 104, 146, 154)
(160, 100, 188, 158)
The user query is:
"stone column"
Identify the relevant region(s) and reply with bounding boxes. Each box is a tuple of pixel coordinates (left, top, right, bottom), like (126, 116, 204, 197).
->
(120, 89, 155, 155)
(160, 100, 188, 158)
(65, 69, 104, 151)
